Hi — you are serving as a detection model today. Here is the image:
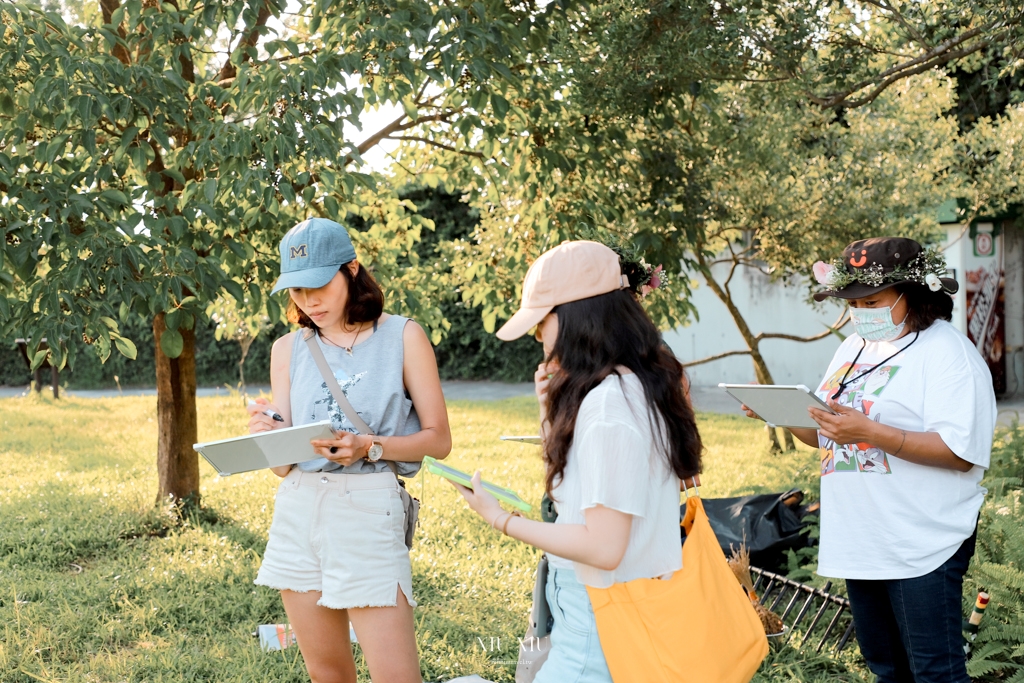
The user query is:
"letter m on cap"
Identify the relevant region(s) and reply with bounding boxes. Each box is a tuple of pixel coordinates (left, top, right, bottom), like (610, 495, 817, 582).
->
(289, 244, 308, 259)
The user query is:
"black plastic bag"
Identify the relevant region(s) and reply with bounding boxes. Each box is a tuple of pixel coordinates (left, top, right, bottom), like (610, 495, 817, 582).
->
(683, 489, 815, 572)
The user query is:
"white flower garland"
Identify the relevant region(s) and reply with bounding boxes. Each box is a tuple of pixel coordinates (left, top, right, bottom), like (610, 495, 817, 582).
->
(813, 245, 950, 292)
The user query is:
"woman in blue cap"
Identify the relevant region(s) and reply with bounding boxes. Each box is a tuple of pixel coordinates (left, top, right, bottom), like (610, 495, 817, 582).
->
(246, 218, 451, 683)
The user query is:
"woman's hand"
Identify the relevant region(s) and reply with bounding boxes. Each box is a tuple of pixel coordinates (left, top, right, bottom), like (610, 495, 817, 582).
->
(680, 474, 702, 490)
(534, 360, 560, 432)
(310, 432, 372, 467)
(451, 471, 505, 527)
(247, 397, 283, 434)
(808, 401, 878, 446)
(534, 360, 560, 406)
(740, 403, 762, 421)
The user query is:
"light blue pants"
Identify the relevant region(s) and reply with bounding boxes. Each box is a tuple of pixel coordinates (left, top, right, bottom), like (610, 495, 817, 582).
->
(534, 567, 613, 683)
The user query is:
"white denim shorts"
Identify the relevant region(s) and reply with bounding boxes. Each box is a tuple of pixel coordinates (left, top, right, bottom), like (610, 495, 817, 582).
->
(254, 468, 416, 610)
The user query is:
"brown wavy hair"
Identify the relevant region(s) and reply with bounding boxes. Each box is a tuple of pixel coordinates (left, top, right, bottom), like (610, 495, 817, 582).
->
(893, 282, 953, 332)
(286, 261, 385, 331)
(543, 288, 703, 499)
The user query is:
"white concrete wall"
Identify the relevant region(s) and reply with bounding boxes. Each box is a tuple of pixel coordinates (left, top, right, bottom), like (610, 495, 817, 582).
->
(663, 261, 846, 387)
(942, 225, 969, 335)
(669, 227, 1024, 394)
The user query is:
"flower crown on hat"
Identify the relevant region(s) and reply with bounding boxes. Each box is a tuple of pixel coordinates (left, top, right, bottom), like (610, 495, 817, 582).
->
(611, 245, 666, 298)
(812, 244, 950, 293)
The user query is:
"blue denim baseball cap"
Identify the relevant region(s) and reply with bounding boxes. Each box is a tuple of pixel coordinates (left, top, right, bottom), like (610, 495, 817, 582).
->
(271, 218, 357, 294)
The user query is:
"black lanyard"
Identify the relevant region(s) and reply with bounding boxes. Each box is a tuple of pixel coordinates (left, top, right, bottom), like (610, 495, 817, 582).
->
(831, 332, 920, 401)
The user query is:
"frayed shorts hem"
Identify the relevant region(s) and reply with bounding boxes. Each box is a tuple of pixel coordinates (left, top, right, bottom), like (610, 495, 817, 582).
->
(252, 577, 321, 594)
(254, 576, 418, 610)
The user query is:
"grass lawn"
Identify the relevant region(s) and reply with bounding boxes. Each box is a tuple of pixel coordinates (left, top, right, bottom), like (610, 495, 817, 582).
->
(0, 393, 869, 682)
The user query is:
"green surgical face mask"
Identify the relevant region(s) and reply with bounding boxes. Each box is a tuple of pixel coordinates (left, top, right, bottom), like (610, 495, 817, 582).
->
(849, 294, 907, 342)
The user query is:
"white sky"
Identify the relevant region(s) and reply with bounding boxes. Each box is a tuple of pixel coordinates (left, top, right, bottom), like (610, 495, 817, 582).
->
(344, 103, 403, 174)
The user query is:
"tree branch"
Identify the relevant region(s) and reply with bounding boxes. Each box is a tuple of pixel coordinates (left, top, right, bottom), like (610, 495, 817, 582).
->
(808, 21, 998, 109)
(211, 47, 319, 85)
(162, 0, 195, 82)
(722, 241, 740, 295)
(682, 349, 752, 368)
(339, 106, 468, 165)
(758, 329, 837, 343)
(756, 310, 850, 343)
(392, 107, 468, 133)
(216, 0, 274, 83)
(386, 135, 486, 159)
(833, 43, 990, 109)
(351, 111, 410, 158)
(858, 0, 930, 47)
(99, 0, 131, 65)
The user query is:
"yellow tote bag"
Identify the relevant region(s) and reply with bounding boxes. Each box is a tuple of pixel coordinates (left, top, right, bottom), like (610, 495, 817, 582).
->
(586, 491, 768, 683)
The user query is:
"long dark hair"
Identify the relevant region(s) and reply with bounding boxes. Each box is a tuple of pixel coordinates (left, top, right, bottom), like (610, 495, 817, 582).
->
(893, 282, 953, 332)
(287, 261, 385, 330)
(543, 288, 703, 498)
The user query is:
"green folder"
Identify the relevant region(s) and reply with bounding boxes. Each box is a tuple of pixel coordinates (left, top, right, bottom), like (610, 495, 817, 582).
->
(422, 456, 532, 512)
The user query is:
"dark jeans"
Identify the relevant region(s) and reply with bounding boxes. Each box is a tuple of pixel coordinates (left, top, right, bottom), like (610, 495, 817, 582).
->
(845, 529, 977, 683)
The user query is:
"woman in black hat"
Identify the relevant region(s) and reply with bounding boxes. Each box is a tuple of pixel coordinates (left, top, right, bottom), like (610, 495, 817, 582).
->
(744, 237, 996, 683)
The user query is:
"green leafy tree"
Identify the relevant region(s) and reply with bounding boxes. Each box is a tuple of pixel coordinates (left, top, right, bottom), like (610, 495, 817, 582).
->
(206, 295, 273, 398)
(402, 186, 543, 381)
(393, 0, 1024, 450)
(0, 0, 553, 507)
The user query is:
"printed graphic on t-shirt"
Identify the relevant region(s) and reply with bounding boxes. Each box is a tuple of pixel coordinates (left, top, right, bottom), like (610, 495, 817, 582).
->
(817, 363, 901, 476)
(312, 369, 367, 433)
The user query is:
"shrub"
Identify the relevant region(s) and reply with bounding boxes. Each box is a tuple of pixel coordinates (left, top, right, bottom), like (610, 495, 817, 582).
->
(402, 186, 542, 382)
(966, 423, 1024, 682)
(0, 317, 287, 390)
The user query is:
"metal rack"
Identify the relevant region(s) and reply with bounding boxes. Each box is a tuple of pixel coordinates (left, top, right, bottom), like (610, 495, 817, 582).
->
(751, 566, 856, 653)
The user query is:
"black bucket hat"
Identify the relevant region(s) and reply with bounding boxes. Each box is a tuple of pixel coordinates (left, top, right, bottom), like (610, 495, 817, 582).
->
(812, 237, 958, 302)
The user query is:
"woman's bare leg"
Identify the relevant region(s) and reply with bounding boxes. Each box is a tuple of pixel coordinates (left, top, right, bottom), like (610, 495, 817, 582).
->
(281, 590, 357, 683)
(346, 586, 420, 683)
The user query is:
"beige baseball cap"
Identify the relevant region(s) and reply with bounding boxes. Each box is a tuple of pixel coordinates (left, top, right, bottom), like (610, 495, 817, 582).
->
(496, 241, 628, 341)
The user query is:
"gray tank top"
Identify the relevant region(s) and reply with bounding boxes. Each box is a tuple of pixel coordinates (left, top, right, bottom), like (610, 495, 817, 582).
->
(289, 315, 422, 476)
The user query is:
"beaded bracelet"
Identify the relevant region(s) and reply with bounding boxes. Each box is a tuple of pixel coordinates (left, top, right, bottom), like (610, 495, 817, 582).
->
(491, 511, 510, 530)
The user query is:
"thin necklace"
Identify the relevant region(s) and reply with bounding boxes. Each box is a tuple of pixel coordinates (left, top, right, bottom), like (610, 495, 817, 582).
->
(342, 324, 362, 356)
(832, 331, 920, 401)
(321, 323, 365, 356)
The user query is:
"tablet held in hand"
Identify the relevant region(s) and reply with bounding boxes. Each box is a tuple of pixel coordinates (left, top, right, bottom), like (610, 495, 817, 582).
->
(720, 384, 837, 429)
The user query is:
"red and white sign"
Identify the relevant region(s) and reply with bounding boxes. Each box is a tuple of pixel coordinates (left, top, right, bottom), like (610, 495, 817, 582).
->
(975, 232, 994, 257)
(965, 232, 1005, 393)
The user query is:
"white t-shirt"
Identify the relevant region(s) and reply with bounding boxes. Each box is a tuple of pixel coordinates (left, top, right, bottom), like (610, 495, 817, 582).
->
(547, 373, 683, 588)
(814, 320, 996, 580)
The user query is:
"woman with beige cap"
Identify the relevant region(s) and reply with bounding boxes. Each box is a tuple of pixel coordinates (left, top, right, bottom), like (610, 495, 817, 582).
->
(452, 241, 703, 682)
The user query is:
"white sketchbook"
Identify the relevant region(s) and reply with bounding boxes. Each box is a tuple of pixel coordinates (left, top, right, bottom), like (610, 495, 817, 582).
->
(719, 384, 836, 429)
(193, 420, 335, 476)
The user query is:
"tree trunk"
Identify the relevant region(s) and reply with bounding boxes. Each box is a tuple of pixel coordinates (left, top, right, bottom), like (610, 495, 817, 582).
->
(698, 254, 796, 453)
(748, 343, 797, 453)
(154, 312, 200, 509)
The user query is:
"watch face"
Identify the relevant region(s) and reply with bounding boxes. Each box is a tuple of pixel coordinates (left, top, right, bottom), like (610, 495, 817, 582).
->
(368, 444, 383, 461)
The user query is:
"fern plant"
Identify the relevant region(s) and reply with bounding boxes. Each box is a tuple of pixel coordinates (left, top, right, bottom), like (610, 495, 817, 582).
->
(965, 423, 1024, 681)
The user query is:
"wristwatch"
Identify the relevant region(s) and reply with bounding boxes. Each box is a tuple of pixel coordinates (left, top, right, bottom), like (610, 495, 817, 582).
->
(366, 437, 384, 462)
